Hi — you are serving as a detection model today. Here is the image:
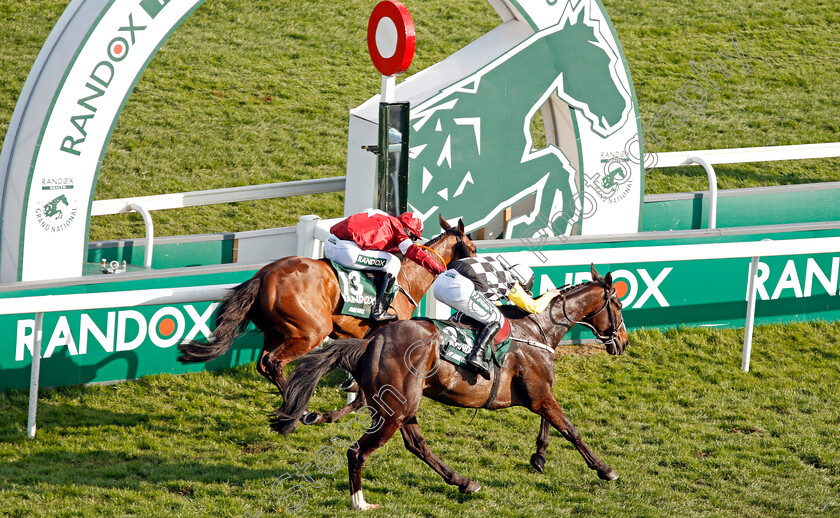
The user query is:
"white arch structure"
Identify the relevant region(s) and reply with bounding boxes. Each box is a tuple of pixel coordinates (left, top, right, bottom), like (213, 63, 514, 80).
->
(0, 0, 206, 283)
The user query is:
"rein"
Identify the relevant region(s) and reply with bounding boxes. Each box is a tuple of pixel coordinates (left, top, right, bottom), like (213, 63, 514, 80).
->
(417, 244, 447, 269)
(559, 282, 624, 349)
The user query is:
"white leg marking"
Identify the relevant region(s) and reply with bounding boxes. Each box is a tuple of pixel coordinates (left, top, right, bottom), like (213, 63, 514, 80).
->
(351, 489, 380, 511)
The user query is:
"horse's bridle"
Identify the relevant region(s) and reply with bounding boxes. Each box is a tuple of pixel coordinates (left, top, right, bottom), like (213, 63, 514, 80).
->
(561, 281, 625, 349)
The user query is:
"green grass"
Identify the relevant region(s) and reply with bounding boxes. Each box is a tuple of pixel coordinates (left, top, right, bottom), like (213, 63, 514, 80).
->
(1, 324, 839, 517)
(605, 0, 840, 194)
(1, 4, 839, 513)
(1, 1, 839, 240)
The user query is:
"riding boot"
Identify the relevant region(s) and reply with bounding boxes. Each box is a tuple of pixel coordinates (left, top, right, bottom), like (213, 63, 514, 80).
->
(371, 273, 397, 321)
(465, 320, 501, 380)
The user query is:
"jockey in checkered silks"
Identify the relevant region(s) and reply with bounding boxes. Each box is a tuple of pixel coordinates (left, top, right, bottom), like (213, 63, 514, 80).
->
(432, 256, 562, 378)
(325, 209, 446, 320)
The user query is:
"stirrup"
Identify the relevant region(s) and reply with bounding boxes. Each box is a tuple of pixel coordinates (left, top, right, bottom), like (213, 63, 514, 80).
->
(467, 357, 491, 379)
(371, 304, 397, 321)
(466, 351, 491, 379)
(371, 273, 397, 321)
(338, 378, 359, 392)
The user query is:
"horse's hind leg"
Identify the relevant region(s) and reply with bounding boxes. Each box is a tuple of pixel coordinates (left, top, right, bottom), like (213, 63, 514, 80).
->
(256, 332, 287, 393)
(302, 393, 367, 426)
(347, 420, 401, 510)
(400, 417, 480, 494)
(339, 375, 358, 393)
(259, 332, 329, 395)
(530, 417, 551, 473)
(534, 398, 618, 481)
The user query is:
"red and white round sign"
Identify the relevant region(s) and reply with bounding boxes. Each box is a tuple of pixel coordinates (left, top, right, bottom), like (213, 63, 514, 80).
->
(367, 1, 415, 76)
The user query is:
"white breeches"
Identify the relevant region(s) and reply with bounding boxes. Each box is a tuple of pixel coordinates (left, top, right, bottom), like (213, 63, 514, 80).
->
(432, 270, 502, 325)
(324, 235, 401, 277)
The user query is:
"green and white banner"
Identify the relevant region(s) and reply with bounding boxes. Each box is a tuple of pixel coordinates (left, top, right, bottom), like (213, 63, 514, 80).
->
(5, 227, 840, 390)
(0, 269, 261, 391)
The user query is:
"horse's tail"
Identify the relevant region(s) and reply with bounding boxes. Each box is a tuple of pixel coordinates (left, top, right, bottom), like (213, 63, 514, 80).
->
(270, 338, 369, 436)
(177, 276, 262, 363)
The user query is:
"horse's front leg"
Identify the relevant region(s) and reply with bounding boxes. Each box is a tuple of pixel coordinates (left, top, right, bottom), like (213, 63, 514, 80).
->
(533, 397, 618, 481)
(530, 417, 551, 473)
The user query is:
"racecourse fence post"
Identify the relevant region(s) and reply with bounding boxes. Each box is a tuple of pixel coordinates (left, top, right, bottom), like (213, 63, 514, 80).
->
(27, 311, 44, 439)
(296, 215, 323, 258)
(742, 255, 761, 372)
(688, 156, 718, 229)
(128, 203, 155, 268)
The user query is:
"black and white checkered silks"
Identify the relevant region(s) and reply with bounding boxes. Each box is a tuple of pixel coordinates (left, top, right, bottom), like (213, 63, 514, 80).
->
(433, 255, 520, 325)
(432, 270, 503, 325)
(449, 256, 519, 301)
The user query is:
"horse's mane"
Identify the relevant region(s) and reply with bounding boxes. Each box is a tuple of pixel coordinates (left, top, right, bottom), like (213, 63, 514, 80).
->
(558, 279, 603, 296)
(423, 226, 463, 248)
(390, 227, 465, 263)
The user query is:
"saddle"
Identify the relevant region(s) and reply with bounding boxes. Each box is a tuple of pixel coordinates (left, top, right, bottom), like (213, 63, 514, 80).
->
(327, 260, 398, 319)
(421, 315, 513, 370)
(447, 312, 511, 345)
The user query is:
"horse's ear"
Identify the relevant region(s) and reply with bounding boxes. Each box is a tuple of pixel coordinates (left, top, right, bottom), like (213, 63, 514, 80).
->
(439, 214, 452, 231)
(590, 263, 602, 280)
(457, 218, 464, 233)
(604, 271, 613, 287)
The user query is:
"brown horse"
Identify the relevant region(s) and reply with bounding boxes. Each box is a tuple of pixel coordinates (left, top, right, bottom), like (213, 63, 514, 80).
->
(273, 265, 629, 510)
(177, 215, 476, 395)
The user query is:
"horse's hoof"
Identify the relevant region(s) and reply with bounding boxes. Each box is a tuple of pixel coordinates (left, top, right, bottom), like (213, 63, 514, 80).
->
(302, 411, 321, 426)
(599, 469, 619, 481)
(460, 480, 481, 494)
(351, 490, 379, 510)
(351, 501, 380, 511)
(530, 454, 546, 473)
(339, 379, 359, 393)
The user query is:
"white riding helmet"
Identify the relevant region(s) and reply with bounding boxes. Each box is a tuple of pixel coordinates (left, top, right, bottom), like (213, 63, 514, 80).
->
(510, 264, 535, 293)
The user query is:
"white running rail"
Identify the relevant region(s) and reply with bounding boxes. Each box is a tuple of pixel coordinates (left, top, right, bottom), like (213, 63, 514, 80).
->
(655, 142, 840, 230)
(90, 177, 346, 268)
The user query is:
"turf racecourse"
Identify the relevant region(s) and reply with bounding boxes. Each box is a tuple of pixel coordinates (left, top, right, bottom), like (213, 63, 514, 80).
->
(1, 0, 839, 240)
(1, 0, 839, 516)
(1, 325, 839, 517)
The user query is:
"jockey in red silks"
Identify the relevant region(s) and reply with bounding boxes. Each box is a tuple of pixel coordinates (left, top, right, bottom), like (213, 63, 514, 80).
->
(325, 209, 446, 321)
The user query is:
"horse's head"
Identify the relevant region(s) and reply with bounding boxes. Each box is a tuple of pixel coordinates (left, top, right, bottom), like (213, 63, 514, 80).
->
(550, 21, 631, 137)
(571, 265, 629, 355)
(425, 215, 477, 265)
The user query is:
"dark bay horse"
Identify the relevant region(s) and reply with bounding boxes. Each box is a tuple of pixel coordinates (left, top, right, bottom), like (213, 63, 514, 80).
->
(177, 215, 476, 394)
(274, 266, 629, 510)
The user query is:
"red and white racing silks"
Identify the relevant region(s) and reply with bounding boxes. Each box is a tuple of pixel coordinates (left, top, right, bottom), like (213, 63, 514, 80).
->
(330, 209, 445, 275)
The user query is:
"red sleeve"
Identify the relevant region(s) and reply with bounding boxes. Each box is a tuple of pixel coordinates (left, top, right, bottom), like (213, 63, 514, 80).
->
(404, 244, 446, 275)
(387, 216, 412, 246)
